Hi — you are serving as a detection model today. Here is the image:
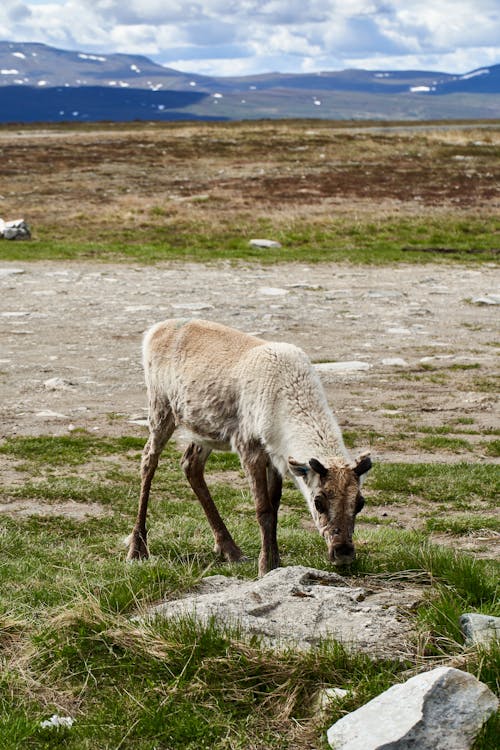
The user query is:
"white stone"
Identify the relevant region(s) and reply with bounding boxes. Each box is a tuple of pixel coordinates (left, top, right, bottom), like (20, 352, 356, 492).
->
(386, 327, 412, 335)
(40, 714, 74, 729)
(314, 687, 350, 713)
(0, 218, 31, 240)
(171, 302, 214, 311)
(460, 613, 500, 646)
(314, 361, 371, 373)
(365, 290, 404, 299)
(0, 267, 25, 277)
(258, 287, 289, 296)
(35, 410, 69, 420)
(249, 238, 282, 249)
(327, 666, 498, 750)
(44, 377, 75, 391)
(471, 294, 500, 305)
(381, 358, 409, 367)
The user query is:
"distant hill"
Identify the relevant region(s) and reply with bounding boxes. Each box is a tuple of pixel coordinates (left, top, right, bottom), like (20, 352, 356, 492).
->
(1, 40, 499, 122)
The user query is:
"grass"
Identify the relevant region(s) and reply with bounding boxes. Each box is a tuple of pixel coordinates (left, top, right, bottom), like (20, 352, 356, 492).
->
(0, 120, 499, 265)
(0, 434, 498, 748)
(1, 215, 498, 264)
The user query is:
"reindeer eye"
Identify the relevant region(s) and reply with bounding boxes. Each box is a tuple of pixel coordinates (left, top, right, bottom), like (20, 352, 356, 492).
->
(355, 494, 365, 514)
(314, 494, 327, 514)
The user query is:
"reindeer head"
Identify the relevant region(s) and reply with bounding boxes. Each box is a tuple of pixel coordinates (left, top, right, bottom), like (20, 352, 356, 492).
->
(288, 453, 372, 566)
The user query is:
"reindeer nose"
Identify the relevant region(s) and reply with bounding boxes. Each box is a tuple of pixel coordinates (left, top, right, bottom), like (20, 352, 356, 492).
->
(330, 541, 355, 565)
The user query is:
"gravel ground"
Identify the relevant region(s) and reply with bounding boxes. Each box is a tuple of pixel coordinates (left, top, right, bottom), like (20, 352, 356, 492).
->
(1, 259, 498, 464)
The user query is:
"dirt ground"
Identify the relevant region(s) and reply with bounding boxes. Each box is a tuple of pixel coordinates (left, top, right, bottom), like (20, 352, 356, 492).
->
(1, 259, 498, 462)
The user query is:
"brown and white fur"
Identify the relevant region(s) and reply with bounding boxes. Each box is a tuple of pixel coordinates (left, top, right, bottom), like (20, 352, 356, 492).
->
(127, 318, 372, 576)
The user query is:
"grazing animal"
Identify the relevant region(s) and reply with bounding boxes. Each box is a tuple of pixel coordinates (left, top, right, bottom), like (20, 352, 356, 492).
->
(127, 319, 372, 575)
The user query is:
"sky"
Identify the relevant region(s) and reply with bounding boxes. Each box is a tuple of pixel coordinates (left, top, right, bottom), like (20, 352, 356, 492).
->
(1, 0, 499, 76)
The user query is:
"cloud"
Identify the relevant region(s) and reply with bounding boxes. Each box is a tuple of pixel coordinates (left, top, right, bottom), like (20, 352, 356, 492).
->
(7, 3, 32, 22)
(0, 0, 498, 75)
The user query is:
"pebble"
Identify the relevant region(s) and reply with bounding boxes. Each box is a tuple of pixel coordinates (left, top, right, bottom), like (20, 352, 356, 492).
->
(171, 302, 214, 311)
(471, 295, 500, 305)
(258, 287, 289, 296)
(44, 377, 75, 391)
(0, 267, 25, 277)
(381, 358, 408, 367)
(364, 290, 404, 299)
(315, 361, 371, 373)
(35, 410, 70, 419)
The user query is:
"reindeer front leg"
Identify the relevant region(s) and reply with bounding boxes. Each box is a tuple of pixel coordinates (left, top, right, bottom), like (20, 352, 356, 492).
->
(240, 446, 280, 576)
(127, 406, 174, 561)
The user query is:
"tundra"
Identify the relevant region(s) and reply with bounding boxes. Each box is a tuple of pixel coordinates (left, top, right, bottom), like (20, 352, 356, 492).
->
(127, 319, 371, 575)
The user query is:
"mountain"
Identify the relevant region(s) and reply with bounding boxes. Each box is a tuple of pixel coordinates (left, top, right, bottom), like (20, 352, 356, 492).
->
(1, 40, 499, 122)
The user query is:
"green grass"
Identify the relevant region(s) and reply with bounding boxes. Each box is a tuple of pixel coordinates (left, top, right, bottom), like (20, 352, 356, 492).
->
(0, 215, 498, 264)
(425, 515, 500, 535)
(0, 435, 498, 748)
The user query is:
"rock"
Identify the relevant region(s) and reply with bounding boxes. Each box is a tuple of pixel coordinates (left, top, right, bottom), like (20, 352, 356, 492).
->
(171, 302, 214, 311)
(327, 666, 499, 750)
(0, 218, 31, 240)
(147, 566, 417, 657)
(43, 377, 75, 391)
(0, 267, 25, 277)
(249, 238, 282, 249)
(314, 361, 371, 374)
(364, 290, 404, 299)
(460, 613, 500, 646)
(314, 687, 350, 713)
(381, 358, 409, 367)
(35, 410, 70, 420)
(258, 287, 289, 296)
(471, 295, 500, 306)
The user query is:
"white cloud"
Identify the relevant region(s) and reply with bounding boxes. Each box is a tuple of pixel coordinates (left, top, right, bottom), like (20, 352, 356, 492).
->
(0, 0, 498, 75)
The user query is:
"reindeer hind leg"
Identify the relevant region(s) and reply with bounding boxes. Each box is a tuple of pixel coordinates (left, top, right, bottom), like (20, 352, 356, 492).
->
(181, 442, 244, 562)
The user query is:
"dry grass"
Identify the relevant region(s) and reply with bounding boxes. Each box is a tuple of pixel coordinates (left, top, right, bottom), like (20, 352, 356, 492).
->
(0, 120, 498, 248)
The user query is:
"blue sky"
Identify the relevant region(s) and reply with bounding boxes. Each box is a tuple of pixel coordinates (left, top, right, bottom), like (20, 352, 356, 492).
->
(1, 0, 499, 75)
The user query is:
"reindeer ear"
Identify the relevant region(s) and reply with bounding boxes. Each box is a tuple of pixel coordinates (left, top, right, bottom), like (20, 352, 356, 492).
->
(288, 457, 310, 477)
(354, 452, 372, 477)
(309, 458, 328, 477)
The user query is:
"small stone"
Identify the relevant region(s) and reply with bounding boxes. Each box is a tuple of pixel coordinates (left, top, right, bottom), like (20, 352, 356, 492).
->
(460, 613, 500, 646)
(314, 361, 371, 373)
(471, 295, 500, 306)
(171, 302, 214, 311)
(313, 687, 349, 713)
(249, 238, 282, 249)
(44, 377, 75, 391)
(365, 290, 404, 299)
(0, 267, 25, 277)
(0, 219, 31, 240)
(381, 358, 409, 367)
(258, 287, 289, 296)
(35, 410, 70, 420)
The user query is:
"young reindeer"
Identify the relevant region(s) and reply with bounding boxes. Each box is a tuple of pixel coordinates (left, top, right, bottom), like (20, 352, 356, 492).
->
(127, 318, 372, 576)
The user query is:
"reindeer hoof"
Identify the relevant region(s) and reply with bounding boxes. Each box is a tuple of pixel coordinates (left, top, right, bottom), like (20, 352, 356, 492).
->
(214, 541, 245, 563)
(126, 533, 149, 561)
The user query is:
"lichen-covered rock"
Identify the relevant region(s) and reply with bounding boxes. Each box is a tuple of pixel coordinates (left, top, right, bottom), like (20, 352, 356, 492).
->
(147, 566, 418, 657)
(460, 613, 500, 646)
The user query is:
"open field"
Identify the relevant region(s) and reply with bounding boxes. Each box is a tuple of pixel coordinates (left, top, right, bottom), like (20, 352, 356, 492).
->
(0, 119, 499, 262)
(0, 121, 499, 748)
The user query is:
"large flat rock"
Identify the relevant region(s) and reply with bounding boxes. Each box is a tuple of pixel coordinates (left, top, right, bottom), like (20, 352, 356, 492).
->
(148, 566, 419, 657)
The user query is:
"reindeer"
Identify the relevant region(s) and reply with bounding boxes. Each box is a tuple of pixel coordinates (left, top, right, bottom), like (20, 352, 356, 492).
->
(127, 318, 371, 576)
